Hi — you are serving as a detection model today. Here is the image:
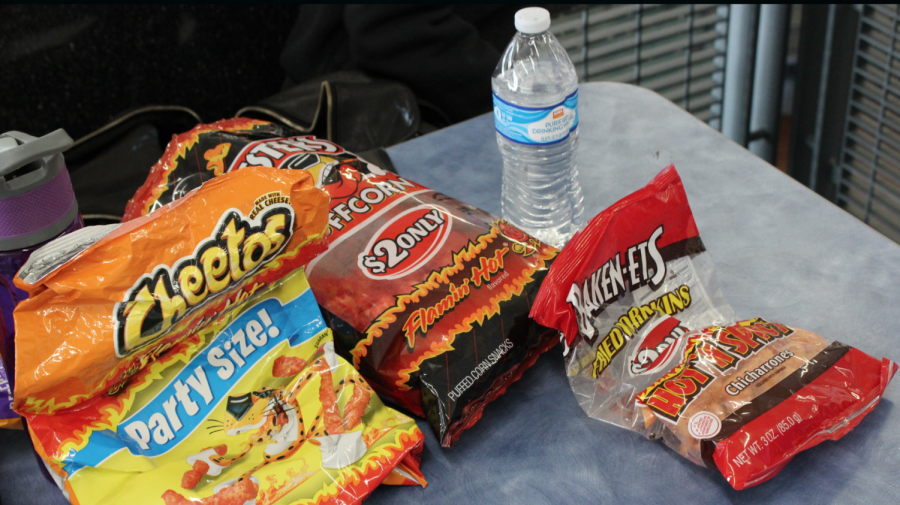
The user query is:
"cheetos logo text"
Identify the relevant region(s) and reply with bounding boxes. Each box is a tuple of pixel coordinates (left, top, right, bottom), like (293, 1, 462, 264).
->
(113, 204, 293, 357)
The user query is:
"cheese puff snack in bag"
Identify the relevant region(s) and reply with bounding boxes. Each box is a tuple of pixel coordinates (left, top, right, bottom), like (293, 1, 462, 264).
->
(531, 166, 897, 489)
(24, 268, 426, 505)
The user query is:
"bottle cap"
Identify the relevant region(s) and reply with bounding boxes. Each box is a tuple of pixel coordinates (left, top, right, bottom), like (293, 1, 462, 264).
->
(0, 130, 78, 251)
(515, 7, 551, 34)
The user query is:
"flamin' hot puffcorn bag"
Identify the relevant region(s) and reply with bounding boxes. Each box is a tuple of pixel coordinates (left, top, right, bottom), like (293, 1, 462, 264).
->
(531, 166, 897, 489)
(14, 167, 426, 504)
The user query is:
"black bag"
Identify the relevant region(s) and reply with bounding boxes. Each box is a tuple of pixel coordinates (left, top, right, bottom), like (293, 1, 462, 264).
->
(66, 106, 200, 225)
(67, 72, 418, 225)
(237, 70, 423, 152)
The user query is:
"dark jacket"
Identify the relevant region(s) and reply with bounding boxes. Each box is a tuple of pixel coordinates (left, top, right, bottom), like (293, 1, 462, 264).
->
(280, 5, 569, 124)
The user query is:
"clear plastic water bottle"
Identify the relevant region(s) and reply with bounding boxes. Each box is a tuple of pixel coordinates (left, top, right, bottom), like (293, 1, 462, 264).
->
(492, 7, 585, 249)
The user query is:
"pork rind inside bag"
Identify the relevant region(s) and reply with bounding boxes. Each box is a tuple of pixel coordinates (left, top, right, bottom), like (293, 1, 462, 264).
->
(566, 250, 734, 434)
(533, 166, 734, 434)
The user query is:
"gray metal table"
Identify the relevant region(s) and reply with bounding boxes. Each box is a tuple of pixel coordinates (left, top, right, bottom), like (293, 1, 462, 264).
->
(2, 82, 899, 504)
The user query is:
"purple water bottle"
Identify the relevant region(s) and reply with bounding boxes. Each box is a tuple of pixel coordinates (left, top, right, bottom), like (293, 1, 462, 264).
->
(0, 129, 84, 424)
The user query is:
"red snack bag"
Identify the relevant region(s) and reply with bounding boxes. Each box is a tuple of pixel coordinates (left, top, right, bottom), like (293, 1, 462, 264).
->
(531, 166, 897, 489)
(305, 173, 559, 448)
(124, 120, 560, 447)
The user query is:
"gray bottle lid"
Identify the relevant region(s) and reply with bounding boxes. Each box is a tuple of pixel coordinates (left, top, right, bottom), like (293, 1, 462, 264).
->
(0, 130, 79, 251)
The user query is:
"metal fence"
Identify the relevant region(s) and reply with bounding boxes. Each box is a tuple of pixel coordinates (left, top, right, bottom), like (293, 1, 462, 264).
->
(836, 4, 900, 243)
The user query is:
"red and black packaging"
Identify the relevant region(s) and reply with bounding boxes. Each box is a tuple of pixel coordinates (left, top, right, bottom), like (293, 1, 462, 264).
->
(531, 165, 897, 489)
(124, 119, 560, 447)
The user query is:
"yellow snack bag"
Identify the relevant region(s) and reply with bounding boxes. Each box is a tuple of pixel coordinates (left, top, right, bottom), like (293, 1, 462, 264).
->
(26, 269, 426, 505)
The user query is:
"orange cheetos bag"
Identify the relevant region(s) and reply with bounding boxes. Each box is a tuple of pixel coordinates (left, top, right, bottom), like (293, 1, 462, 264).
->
(13, 166, 329, 414)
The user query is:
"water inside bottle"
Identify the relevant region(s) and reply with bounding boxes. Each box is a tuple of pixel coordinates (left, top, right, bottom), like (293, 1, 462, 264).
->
(492, 31, 585, 249)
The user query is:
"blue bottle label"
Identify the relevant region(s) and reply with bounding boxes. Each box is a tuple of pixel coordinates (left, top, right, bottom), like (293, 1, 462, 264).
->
(492, 90, 578, 145)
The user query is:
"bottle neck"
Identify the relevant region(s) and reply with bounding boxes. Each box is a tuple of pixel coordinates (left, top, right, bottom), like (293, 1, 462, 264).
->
(517, 30, 549, 39)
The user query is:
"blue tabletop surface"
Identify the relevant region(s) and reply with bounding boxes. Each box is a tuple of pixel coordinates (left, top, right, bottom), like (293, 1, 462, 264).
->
(2, 83, 899, 504)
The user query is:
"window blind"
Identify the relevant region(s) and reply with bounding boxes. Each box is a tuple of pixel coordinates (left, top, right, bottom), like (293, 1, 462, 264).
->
(550, 4, 730, 128)
(836, 4, 900, 243)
